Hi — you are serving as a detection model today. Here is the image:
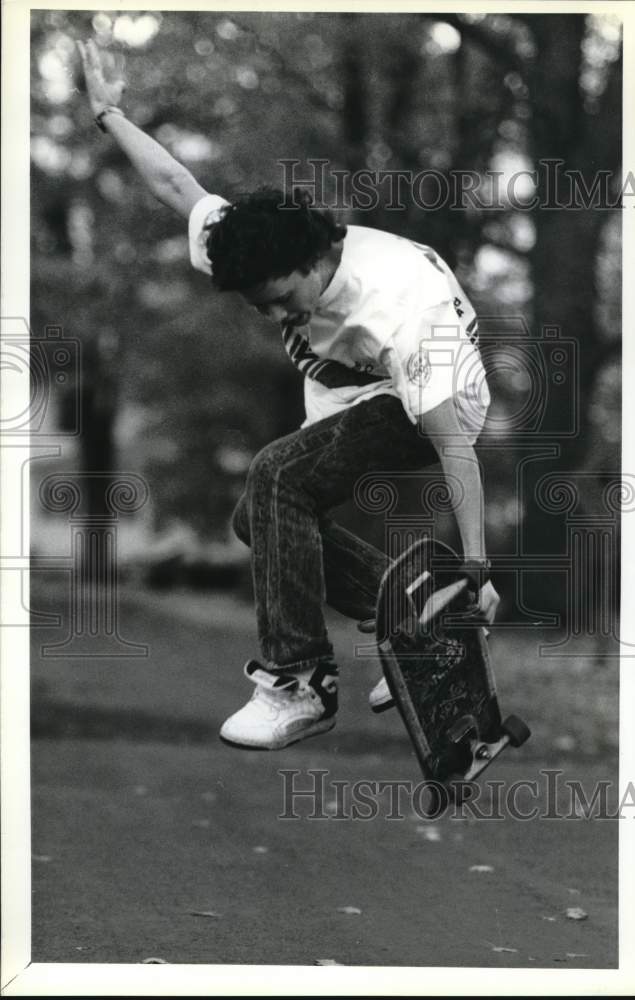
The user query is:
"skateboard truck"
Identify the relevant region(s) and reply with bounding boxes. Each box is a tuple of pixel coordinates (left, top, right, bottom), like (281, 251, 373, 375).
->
(447, 714, 478, 745)
(443, 714, 531, 796)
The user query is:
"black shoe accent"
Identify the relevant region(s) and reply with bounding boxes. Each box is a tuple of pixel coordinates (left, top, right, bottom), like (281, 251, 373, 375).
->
(308, 663, 339, 719)
(370, 696, 396, 714)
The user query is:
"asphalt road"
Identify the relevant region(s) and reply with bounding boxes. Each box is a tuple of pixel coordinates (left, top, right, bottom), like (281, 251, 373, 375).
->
(30, 581, 618, 969)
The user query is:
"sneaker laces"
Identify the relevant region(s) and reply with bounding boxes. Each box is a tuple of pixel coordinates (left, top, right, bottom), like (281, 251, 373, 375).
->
(244, 660, 299, 704)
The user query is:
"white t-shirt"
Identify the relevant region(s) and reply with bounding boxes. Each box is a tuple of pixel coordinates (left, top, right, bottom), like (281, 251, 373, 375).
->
(188, 193, 490, 442)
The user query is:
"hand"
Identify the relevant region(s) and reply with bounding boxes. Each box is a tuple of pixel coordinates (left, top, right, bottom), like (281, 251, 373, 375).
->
(77, 39, 125, 116)
(477, 579, 500, 624)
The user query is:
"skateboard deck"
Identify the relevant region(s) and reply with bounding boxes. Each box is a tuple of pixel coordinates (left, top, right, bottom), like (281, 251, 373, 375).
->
(376, 538, 530, 803)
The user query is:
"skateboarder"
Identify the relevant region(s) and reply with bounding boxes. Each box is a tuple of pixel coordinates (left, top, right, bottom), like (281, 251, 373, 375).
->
(79, 40, 500, 749)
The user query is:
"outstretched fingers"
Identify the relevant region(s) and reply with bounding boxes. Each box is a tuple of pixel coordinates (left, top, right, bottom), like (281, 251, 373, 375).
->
(78, 38, 100, 79)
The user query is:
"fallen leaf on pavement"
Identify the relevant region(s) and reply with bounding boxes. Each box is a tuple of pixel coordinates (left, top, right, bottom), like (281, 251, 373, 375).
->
(337, 906, 362, 915)
(252, 845, 268, 854)
(491, 946, 518, 954)
(187, 910, 221, 919)
(566, 953, 589, 959)
(142, 957, 168, 964)
(416, 826, 441, 841)
(469, 865, 494, 873)
(541, 916, 557, 922)
(314, 959, 343, 965)
(567, 887, 581, 895)
(565, 907, 588, 921)
(554, 735, 576, 751)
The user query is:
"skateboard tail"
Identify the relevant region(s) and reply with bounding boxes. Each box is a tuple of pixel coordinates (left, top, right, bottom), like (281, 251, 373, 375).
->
(378, 638, 432, 775)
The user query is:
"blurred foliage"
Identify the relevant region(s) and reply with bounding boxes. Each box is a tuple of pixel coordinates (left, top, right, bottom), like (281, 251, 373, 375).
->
(31, 11, 622, 611)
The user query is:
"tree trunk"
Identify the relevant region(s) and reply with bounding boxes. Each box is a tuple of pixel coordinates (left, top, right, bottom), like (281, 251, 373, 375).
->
(522, 14, 620, 612)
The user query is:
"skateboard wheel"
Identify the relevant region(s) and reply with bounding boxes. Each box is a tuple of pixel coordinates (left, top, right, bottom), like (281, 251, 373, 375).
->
(501, 714, 531, 748)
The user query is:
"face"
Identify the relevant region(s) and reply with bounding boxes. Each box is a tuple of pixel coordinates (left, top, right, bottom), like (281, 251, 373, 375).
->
(241, 268, 324, 328)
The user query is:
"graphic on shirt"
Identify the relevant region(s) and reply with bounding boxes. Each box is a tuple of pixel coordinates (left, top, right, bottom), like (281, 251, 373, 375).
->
(406, 348, 432, 386)
(282, 325, 388, 389)
(465, 316, 479, 346)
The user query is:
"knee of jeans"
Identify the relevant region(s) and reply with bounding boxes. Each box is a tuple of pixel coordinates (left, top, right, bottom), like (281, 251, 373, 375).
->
(245, 440, 283, 495)
(231, 495, 250, 545)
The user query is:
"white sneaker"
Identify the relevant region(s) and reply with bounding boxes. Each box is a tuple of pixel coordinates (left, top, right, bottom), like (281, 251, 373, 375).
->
(368, 674, 395, 713)
(220, 660, 338, 750)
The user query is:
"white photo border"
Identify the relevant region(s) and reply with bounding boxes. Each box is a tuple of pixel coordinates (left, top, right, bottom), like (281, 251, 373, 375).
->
(2, 0, 634, 995)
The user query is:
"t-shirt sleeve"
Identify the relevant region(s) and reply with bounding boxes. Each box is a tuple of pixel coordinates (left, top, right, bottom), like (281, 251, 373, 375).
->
(380, 299, 466, 421)
(188, 193, 230, 275)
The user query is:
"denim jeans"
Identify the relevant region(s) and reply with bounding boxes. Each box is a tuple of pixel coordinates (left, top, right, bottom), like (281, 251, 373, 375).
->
(232, 394, 438, 672)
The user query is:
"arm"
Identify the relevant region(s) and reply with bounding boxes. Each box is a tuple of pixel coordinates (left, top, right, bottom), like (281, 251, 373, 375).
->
(78, 40, 207, 219)
(418, 397, 500, 623)
(419, 398, 485, 559)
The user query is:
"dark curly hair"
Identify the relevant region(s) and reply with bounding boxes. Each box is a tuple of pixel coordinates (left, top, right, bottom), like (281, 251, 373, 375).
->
(205, 187, 347, 292)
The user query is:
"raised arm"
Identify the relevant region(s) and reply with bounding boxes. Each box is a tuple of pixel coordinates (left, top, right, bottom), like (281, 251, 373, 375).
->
(78, 39, 208, 219)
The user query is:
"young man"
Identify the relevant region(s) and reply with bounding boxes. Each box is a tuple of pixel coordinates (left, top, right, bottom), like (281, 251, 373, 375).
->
(79, 40, 499, 750)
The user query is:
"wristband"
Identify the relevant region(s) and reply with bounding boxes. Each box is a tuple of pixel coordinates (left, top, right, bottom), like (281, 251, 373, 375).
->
(459, 559, 491, 591)
(95, 106, 125, 132)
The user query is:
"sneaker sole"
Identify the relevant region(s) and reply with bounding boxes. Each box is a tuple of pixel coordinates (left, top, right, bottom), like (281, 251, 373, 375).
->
(219, 715, 336, 751)
(370, 698, 395, 714)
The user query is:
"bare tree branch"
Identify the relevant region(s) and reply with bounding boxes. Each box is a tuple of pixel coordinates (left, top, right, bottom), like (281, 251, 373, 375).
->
(229, 15, 337, 117)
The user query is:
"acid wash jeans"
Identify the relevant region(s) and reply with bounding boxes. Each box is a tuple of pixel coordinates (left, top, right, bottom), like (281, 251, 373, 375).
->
(232, 393, 438, 674)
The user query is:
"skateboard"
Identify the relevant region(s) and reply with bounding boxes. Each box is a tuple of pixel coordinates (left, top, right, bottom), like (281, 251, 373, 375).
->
(376, 538, 530, 804)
